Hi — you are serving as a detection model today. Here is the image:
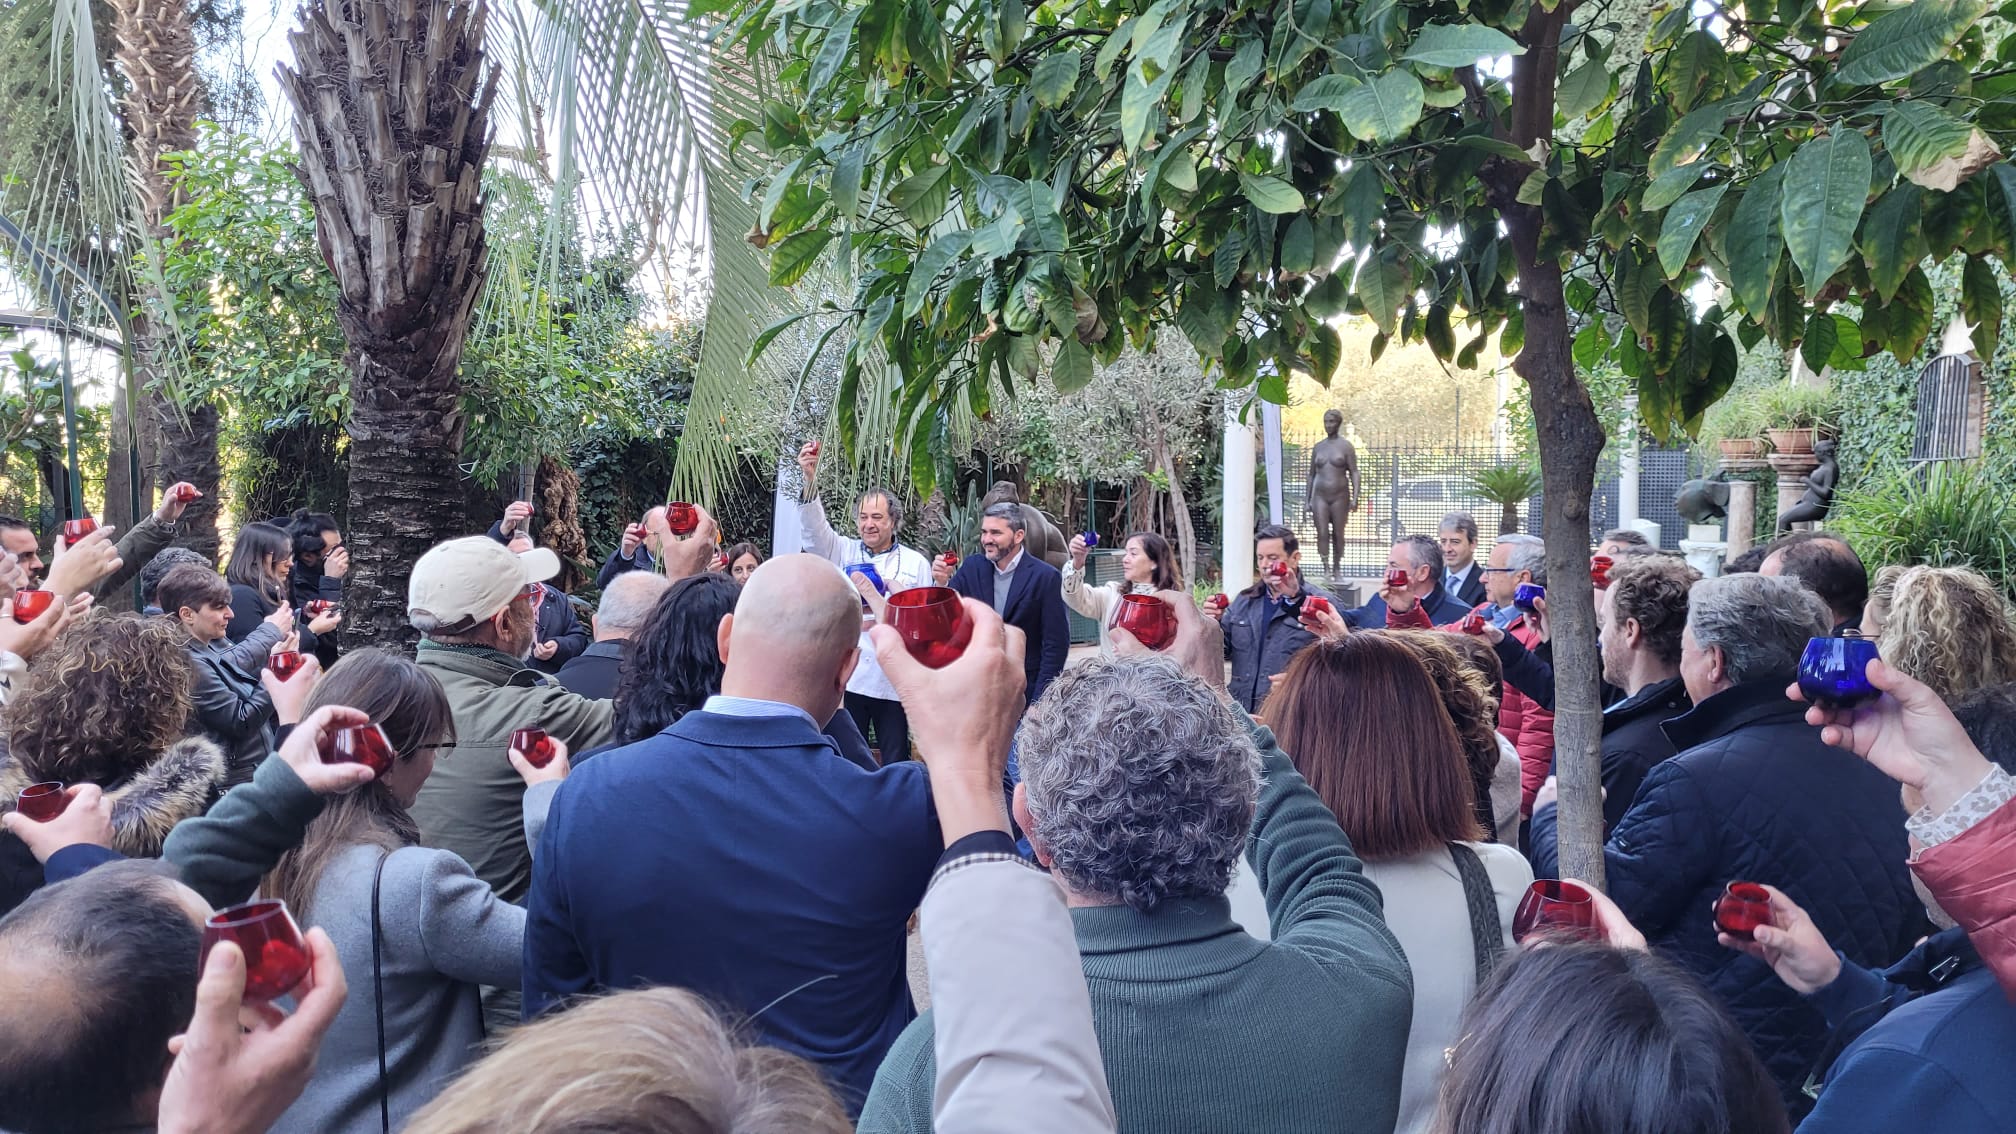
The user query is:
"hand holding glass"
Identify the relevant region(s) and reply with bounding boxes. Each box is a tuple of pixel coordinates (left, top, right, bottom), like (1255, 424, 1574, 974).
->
(201, 900, 311, 1003)
(881, 587, 974, 668)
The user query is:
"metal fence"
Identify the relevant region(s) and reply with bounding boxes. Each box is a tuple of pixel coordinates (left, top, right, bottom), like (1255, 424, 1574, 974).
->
(1279, 434, 1690, 585)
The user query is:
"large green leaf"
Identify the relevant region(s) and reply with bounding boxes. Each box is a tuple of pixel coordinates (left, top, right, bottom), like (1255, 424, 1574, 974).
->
(1649, 99, 1743, 180)
(1837, 0, 1991, 86)
(1120, 61, 1175, 152)
(1962, 255, 2002, 360)
(1799, 310, 1837, 374)
(1401, 23, 1524, 68)
(1556, 58, 1612, 119)
(1240, 173, 1307, 214)
(1726, 163, 1786, 314)
(1657, 183, 1728, 276)
(767, 228, 834, 286)
(1338, 69, 1426, 143)
(807, 6, 860, 98)
(902, 230, 972, 319)
(1780, 130, 1871, 293)
(1052, 337, 1094, 392)
(1642, 164, 1707, 212)
(1354, 253, 1410, 335)
(1031, 49, 1082, 109)
(1883, 100, 1975, 184)
(1859, 184, 1926, 304)
(1290, 73, 1364, 113)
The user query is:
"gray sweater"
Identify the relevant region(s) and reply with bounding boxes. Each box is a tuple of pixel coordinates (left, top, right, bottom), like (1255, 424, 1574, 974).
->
(162, 756, 554, 1134)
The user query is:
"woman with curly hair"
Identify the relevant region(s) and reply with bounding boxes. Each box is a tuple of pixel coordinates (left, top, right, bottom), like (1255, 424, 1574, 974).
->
(1388, 630, 1521, 845)
(0, 612, 214, 915)
(1865, 564, 2016, 703)
(601, 573, 876, 769)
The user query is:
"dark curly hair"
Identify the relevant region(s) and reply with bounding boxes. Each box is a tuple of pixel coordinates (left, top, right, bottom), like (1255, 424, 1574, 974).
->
(4, 612, 195, 785)
(611, 573, 743, 744)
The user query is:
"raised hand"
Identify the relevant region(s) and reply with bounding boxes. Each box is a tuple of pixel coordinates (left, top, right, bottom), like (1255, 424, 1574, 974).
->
(1716, 884, 1842, 995)
(1112, 590, 1225, 691)
(501, 499, 535, 535)
(44, 525, 121, 598)
(1788, 658, 1994, 815)
(0, 783, 112, 862)
(274, 705, 377, 796)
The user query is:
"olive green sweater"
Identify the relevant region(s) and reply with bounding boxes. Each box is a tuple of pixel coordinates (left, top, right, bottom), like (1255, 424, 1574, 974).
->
(857, 722, 1414, 1134)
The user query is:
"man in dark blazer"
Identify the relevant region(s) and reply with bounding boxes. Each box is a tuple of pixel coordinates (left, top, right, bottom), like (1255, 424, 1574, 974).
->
(1343, 533, 1475, 628)
(524, 555, 940, 1115)
(554, 571, 669, 700)
(1438, 511, 1490, 607)
(942, 502, 1070, 704)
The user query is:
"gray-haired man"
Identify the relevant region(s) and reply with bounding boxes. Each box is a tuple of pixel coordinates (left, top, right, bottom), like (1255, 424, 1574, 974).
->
(944, 501, 1071, 704)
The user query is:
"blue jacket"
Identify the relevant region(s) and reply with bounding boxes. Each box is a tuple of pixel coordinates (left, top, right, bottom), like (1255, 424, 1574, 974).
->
(522, 710, 940, 1112)
(1340, 580, 1472, 629)
(1547, 679, 1925, 1115)
(1799, 928, 2015, 1132)
(946, 552, 1070, 704)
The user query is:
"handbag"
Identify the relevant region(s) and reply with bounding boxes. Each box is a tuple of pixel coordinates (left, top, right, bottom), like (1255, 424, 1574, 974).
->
(371, 853, 391, 1134)
(1447, 842, 1507, 987)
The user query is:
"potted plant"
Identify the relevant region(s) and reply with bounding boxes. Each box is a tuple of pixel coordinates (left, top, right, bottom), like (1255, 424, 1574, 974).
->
(1701, 388, 1769, 461)
(1759, 384, 1836, 455)
(1467, 462, 1544, 536)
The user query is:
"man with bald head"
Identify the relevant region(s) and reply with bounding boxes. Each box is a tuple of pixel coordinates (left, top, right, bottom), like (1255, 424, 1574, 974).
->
(522, 554, 942, 1113)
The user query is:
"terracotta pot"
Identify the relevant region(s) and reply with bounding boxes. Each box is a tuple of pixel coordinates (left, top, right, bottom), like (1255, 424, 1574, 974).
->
(1717, 438, 1767, 459)
(1765, 427, 1815, 454)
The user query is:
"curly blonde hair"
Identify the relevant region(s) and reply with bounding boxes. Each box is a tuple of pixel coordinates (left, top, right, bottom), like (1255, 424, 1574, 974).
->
(3, 611, 195, 785)
(1876, 565, 2016, 703)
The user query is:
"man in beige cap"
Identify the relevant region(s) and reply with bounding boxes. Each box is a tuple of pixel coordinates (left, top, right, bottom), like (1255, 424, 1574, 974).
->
(406, 535, 615, 905)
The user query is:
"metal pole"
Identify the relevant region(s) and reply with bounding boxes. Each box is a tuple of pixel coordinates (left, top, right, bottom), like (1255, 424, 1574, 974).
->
(56, 334, 83, 516)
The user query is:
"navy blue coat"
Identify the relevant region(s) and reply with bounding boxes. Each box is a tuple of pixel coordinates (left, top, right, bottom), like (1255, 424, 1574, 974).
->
(1557, 679, 1926, 1114)
(522, 710, 940, 1113)
(1340, 580, 1473, 629)
(947, 552, 1070, 704)
(1799, 928, 2015, 1132)
(1220, 579, 1340, 713)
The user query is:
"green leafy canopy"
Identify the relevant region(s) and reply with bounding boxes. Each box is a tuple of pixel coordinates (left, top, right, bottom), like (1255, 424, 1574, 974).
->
(727, 0, 2016, 469)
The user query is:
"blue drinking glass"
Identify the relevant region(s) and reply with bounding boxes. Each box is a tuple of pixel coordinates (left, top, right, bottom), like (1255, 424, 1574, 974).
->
(1798, 634, 1881, 709)
(1081, 531, 1099, 549)
(1514, 582, 1546, 613)
(842, 562, 886, 594)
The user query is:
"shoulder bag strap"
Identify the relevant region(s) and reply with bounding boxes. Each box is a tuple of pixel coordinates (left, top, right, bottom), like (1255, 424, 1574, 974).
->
(1447, 842, 1506, 987)
(372, 851, 391, 1134)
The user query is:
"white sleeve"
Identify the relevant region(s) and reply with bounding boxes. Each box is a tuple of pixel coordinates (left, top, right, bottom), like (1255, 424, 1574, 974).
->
(1059, 566, 1108, 622)
(926, 859, 1116, 1134)
(797, 498, 847, 561)
(0, 650, 25, 706)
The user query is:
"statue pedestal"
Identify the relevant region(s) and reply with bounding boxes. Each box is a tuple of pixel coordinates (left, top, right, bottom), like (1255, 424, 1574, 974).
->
(1679, 523, 1728, 578)
(1725, 480, 1757, 561)
(1767, 452, 1821, 533)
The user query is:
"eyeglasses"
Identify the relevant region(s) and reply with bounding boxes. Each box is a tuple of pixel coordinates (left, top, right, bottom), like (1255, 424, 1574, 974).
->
(515, 582, 542, 602)
(1478, 566, 1516, 574)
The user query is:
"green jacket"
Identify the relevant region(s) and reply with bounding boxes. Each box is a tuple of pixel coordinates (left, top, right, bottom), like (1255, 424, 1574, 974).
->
(97, 512, 177, 603)
(408, 641, 613, 902)
(858, 721, 1414, 1134)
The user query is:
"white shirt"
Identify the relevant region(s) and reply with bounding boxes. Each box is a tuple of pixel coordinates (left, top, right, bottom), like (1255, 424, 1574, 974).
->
(699, 694, 818, 730)
(798, 499, 933, 702)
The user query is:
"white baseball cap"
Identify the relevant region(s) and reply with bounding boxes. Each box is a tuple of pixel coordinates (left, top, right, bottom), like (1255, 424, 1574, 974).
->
(408, 536, 561, 634)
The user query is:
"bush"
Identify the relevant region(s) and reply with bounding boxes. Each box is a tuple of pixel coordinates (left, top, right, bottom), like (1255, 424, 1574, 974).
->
(1757, 384, 1837, 433)
(1831, 460, 2016, 600)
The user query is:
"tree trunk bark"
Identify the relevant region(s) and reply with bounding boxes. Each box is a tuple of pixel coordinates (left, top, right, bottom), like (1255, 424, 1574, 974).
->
(1507, 225, 1610, 888)
(147, 385, 222, 559)
(1500, 501, 1519, 536)
(1148, 411, 1197, 589)
(345, 349, 469, 650)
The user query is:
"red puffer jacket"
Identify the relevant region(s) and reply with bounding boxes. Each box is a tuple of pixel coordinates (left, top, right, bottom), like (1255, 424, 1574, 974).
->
(1386, 601, 1556, 813)
(1913, 795, 2016, 1002)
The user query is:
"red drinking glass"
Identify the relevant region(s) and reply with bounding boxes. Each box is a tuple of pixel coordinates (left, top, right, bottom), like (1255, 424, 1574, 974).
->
(60, 518, 96, 543)
(319, 722, 395, 776)
(625, 522, 647, 542)
(939, 551, 960, 569)
(1300, 595, 1334, 627)
(267, 650, 307, 680)
(510, 727, 558, 769)
(1512, 879, 1601, 944)
(201, 900, 311, 1003)
(1590, 554, 1615, 588)
(173, 483, 202, 503)
(665, 502, 699, 537)
(10, 588, 53, 624)
(1715, 881, 1774, 941)
(1460, 610, 1488, 635)
(1385, 567, 1412, 590)
(1116, 593, 1178, 651)
(16, 782, 67, 822)
(1210, 593, 1229, 609)
(303, 600, 335, 618)
(1264, 561, 1292, 580)
(882, 586, 974, 668)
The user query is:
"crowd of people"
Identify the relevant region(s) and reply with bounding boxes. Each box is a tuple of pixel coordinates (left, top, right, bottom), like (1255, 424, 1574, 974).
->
(0, 470, 2011, 1134)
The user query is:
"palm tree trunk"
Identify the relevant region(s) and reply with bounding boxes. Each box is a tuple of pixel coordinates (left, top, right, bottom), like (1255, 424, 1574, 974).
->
(110, 0, 220, 561)
(281, 0, 497, 650)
